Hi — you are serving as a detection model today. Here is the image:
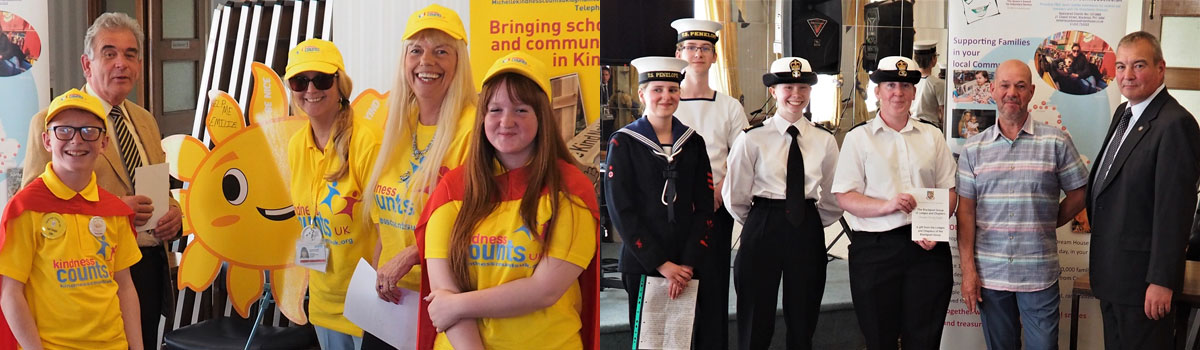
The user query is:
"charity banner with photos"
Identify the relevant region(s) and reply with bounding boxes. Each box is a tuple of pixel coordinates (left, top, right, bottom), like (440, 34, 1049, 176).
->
(944, 0, 1127, 348)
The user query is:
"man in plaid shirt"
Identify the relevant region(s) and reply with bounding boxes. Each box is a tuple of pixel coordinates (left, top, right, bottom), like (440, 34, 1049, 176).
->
(955, 59, 1089, 349)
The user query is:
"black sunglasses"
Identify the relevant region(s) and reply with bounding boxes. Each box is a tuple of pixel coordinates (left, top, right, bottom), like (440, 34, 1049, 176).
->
(51, 125, 106, 142)
(288, 73, 338, 92)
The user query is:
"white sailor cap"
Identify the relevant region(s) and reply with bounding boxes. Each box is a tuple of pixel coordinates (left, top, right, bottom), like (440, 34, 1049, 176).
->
(671, 18, 722, 44)
(631, 56, 687, 84)
(763, 57, 818, 86)
(869, 56, 922, 84)
(914, 40, 937, 54)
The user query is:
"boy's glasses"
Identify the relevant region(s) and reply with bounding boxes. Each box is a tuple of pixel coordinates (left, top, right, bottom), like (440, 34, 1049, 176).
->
(288, 73, 338, 92)
(51, 125, 105, 142)
(680, 45, 713, 54)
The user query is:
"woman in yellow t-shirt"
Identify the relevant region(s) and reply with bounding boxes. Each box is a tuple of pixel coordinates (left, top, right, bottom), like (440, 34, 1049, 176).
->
(361, 4, 477, 349)
(284, 38, 380, 349)
(419, 52, 600, 350)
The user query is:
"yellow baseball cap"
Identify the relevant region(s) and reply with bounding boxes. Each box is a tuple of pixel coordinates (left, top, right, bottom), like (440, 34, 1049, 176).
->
(402, 4, 466, 41)
(482, 51, 551, 98)
(46, 88, 107, 127)
(284, 38, 345, 80)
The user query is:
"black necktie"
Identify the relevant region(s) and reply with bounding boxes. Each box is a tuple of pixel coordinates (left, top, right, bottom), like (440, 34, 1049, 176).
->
(108, 106, 143, 185)
(1096, 107, 1132, 190)
(786, 125, 806, 226)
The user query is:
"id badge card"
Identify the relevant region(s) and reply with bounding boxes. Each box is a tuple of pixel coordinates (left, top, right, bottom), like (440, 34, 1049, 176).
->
(296, 225, 328, 272)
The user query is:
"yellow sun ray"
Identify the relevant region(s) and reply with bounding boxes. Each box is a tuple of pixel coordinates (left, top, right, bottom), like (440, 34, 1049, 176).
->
(177, 243, 221, 292)
(226, 264, 265, 318)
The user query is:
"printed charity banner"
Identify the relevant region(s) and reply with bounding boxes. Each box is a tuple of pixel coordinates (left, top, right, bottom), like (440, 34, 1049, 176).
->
(0, 3, 49, 205)
(469, 0, 600, 127)
(1, 4, 48, 346)
(908, 188, 950, 242)
(944, 0, 1123, 348)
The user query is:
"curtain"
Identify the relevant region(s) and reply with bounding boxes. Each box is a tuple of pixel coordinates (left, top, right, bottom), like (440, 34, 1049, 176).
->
(701, 0, 739, 100)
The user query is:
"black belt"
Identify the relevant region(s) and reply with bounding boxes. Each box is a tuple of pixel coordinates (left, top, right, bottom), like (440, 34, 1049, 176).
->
(849, 224, 912, 235)
(752, 196, 816, 208)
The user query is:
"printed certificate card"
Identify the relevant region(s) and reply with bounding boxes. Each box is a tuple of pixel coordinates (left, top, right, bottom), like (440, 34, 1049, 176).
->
(909, 188, 950, 241)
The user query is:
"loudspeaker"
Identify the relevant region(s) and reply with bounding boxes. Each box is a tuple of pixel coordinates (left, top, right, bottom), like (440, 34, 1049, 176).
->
(862, 0, 914, 72)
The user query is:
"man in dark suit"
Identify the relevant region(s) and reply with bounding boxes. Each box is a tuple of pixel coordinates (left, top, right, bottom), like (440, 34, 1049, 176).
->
(1087, 31, 1200, 349)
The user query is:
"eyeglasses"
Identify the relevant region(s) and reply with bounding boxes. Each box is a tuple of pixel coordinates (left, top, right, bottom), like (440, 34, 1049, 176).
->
(288, 73, 338, 92)
(51, 125, 105, 142)
(680, 45, 713, 54)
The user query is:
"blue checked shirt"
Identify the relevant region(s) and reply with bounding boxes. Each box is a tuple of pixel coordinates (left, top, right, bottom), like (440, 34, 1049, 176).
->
(957, 118, 1088, 292)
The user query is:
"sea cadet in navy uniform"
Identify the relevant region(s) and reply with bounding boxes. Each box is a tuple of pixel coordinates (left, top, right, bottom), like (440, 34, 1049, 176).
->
(603, 57, 715, 346)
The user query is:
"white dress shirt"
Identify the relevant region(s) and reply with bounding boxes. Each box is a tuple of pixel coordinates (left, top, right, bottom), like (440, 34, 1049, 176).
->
(723, 115, 843, 226)
(832, 114, 957, 232)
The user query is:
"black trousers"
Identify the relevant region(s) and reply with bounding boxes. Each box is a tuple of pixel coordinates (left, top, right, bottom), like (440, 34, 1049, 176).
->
(733, 198, 826, 350)
(693, 206, 734, 350)
(847, 225, 952, 350)
(130, 245, 168, 350)
(1099, 299, 1175, 350)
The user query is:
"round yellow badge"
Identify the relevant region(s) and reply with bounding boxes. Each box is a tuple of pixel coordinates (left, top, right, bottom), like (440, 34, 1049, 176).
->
(41, 213, 66, 239)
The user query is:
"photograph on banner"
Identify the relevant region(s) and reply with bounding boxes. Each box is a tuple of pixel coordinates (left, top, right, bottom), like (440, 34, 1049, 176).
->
(0, 11, 40, 77)
(951, 109, 994, 139)
(951, 70, 994, 105)
(1034, 30, 1116, 96)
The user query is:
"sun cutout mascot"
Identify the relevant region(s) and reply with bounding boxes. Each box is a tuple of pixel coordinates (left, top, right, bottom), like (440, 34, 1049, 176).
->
(163, 63, 310, 323)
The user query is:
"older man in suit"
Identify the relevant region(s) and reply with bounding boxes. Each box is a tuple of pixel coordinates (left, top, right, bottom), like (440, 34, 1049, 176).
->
(1087, 31, 1200, 349)
(19, 12, 182, 350)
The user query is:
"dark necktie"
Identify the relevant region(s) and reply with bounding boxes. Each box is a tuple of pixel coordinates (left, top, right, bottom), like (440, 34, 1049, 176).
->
(1096, 107, 1132, 190)
(786, 125, 806, 226)
(108, 106, 143, 185)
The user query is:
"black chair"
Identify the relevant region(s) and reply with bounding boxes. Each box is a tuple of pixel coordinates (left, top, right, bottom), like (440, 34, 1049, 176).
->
(162, 266, 318, 350)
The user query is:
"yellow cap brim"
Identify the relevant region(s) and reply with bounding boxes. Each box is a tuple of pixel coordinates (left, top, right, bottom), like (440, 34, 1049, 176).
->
(284, 61, 339, 80)
(46, 106, 106, 127)
(403, 24, 465, 41)
(484, 66, 551, 99)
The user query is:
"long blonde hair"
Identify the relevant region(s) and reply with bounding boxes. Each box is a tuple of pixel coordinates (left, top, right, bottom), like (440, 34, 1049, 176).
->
(365, 29, 476, 219)
(290, 68, 355, 181)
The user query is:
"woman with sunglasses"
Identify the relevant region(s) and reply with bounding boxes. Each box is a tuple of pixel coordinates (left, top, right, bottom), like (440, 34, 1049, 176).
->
(361, 4, 477, 349)
(284, 38, 379, 350)
(420, 51, 600, 350)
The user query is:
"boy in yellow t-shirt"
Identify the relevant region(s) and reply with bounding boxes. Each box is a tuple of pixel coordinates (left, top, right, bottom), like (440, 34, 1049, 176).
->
(0, 89, 143, 350)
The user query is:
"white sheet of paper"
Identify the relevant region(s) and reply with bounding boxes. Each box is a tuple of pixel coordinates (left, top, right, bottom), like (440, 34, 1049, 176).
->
(908, 188, 951, 242)
(637, 276, 699, 350)
(134, 163, 169, 232)
(344, 258, 417, 350)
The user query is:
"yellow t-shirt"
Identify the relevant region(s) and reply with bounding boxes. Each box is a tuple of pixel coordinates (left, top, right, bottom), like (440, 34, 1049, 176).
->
(370, 106, 475, 291)
(288, 121, 381, 336)
(0, 165, 142, 350)
(424, 165, 597, 350)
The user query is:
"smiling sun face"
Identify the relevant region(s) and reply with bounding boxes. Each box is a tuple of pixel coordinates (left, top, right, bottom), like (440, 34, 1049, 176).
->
(166, 88, 309, 323)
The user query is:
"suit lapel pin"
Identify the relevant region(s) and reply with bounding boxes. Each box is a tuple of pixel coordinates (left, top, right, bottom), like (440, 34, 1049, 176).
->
(1138, 126, 1144, 131)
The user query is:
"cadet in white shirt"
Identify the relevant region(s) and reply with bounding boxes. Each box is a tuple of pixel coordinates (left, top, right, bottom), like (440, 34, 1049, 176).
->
(911, 40, 946, 129)
(723, 57, 841, 350)
(670, 18, 747, 349)
(832, 56, 958, 350)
